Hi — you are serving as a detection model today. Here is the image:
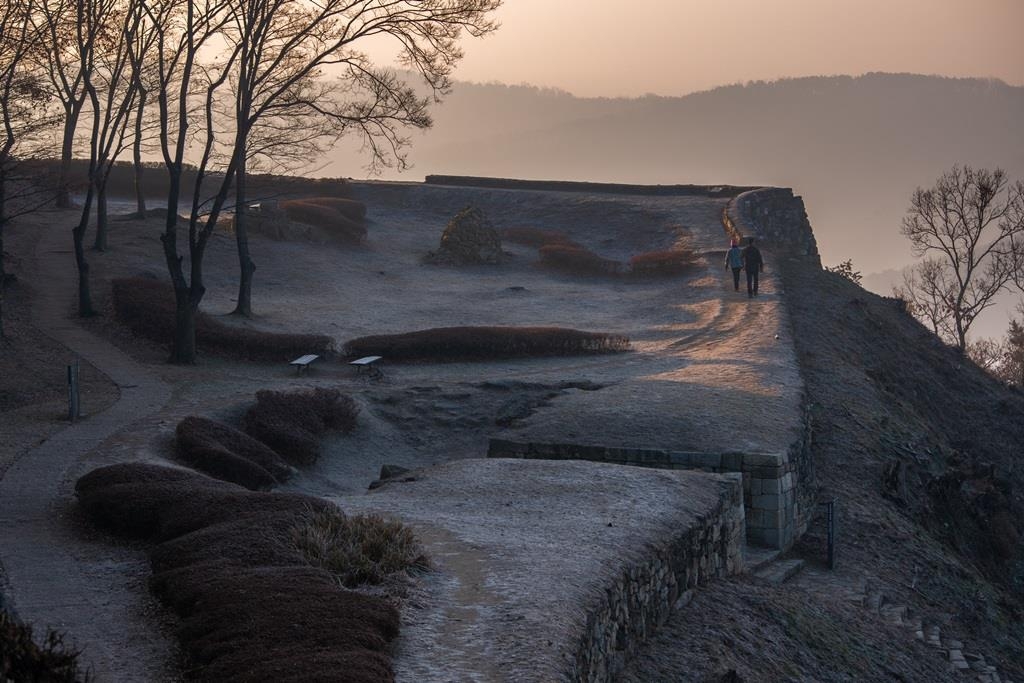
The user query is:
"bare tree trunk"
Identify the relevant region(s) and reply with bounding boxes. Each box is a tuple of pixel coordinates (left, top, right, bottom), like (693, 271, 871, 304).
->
(172, 293, 197, 363)
(231, 149, 254, 317)
(162, 168, 196, 363)
(0, 169, 7, 338)
(73, 184, 95, 316)
(132, 88, 146, 217)
(93, 176, 108, 251)
(56, 99, 83, 209)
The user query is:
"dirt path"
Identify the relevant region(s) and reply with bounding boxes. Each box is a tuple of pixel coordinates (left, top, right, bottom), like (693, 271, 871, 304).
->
(0, 222, 178, 680)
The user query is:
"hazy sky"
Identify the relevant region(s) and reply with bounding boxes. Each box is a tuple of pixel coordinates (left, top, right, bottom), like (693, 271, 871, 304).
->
(369, 0, 1024, 97)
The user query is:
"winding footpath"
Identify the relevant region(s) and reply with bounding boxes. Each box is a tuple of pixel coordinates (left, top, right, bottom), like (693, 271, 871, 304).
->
(0, 219, 176, 680)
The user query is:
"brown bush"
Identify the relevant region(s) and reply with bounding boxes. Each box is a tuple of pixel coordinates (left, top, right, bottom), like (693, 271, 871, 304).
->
(243, 388, 359, 466)
(298, 196, 367, 222)
(111, 278, 333, 361)
(343, 325, 630, 361)
(500, 227, 578, 249)
(537, 243, 623, 276)
(75, 467, 241, 539)
(175, 416, 294, 490)
(149, 513, 307, 573)
(154, 565, 398, 682)
(279, 199, 367, 245)
(0, 610, 84, 682)
(77, 462, 408, 681)
(628, 248, 697, 278)
(74, 463, 330, 539)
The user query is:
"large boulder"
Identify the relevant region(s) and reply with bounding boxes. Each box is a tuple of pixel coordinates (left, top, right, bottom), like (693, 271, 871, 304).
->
(431, 206, 503, 264)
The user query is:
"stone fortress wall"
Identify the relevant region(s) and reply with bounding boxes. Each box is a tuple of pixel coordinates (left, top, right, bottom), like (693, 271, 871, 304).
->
(488, 185, 823, 552)
(572, 474, 746, 681)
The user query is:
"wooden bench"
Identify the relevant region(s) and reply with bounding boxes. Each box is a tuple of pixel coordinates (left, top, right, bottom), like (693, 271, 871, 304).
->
(349, 355, 383, 379)
(290, 354, 319, 375)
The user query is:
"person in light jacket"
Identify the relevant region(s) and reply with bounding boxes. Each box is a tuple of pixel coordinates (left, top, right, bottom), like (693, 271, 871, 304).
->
(725, 240, 743, 292)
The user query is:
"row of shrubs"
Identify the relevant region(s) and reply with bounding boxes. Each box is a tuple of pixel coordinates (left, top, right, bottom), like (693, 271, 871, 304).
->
(502, 227, 696, 278)
(175, 388, 359, 490)
(344, 326, 630, 361)
(0, 610, 83, 682)
(76, 463, 419, 681)
(111, 278, 333, 361)
(30, 158, 354, 206)
(280, 197, 367, 245)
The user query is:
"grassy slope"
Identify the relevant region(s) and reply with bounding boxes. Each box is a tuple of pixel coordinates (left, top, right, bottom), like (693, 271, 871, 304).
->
(782, 259, 1024, 675)
(626, 259, 1024, 681)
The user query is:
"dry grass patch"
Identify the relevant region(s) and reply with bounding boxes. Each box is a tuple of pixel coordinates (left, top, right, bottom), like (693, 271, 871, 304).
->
(111, 278, 333, 361)
(344, 325, 630, 361)
(0, 611, 84, 682)
(293, 508, 428, 588)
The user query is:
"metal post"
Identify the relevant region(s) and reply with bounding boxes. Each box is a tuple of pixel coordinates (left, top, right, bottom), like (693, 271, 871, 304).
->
(825, 498, 837, 570)
(67, 360, 80, 422)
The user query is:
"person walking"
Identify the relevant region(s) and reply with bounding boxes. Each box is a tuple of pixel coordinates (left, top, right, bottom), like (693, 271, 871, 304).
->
(725, 240, 743, 291)
(742, 237, 764, 297)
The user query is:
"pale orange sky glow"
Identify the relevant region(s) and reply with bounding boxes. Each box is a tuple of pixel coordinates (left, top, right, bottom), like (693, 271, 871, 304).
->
(369, 0, 1024, 97)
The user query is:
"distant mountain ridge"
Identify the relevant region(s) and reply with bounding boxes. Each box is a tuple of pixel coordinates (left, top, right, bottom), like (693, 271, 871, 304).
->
(328, 73, 1024, 283)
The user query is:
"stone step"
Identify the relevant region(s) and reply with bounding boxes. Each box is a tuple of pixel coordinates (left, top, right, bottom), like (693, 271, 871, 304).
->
(754, 558, 805, 585)
(879, 603, 907, 626)
(744, 545, 780, 574)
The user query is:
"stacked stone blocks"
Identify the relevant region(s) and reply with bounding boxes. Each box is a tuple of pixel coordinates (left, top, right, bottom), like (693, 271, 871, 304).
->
(571, 474, 745, 682)
(488, 439, 801, 549)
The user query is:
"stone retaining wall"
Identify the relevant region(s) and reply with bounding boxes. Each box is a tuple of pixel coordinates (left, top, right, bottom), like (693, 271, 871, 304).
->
(489, 440, 803, 549)
(571, 473, 745, 681)
(724, 188, 821, 266)
(425, 174, 758, 198)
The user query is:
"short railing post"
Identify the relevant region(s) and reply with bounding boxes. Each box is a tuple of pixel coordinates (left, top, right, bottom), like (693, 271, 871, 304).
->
(67, 360, 80, 423)
(825, 498, 838, 570)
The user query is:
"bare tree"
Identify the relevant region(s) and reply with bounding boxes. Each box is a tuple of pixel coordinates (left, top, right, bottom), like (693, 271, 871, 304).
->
(900, 166, 1024, 350)
(143, 0, 239, 363)
(69, 0, 146, 314)
(1001, 317, 1024, 387)
(222, 0, 501, 317)
(34, 0, 89, 208)
(0, 0, 53, 337)
(88, 0, 149, 251)
(125, 1, 162, 217)
(893, 257, 956, 341)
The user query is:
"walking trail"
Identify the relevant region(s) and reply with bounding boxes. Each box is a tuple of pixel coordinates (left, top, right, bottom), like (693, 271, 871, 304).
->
(0, 221, 177, 681)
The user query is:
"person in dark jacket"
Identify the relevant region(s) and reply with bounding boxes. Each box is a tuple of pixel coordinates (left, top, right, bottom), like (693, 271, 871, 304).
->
(724, 240, 743, 291)
(742, 237, 764, 297)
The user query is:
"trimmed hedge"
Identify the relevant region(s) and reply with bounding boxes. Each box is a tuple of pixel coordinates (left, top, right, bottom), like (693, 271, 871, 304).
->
(243, 388, 359, 466)
(538, 243, 624, 276)
(629, 248, 696, 278)
(76, 463, 411, 681)
(343, 326, 630, 361)
(298, 196, 367, 222)
(111, 278, 333, 361)
(501, 227, 578, 249)
(175, 416, 295, 490)
(0, 610, 83, 682)
(279, 199, 367, 245)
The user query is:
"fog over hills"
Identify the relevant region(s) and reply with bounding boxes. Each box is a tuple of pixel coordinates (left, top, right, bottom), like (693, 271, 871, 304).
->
(326, 73, 1024, 336)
